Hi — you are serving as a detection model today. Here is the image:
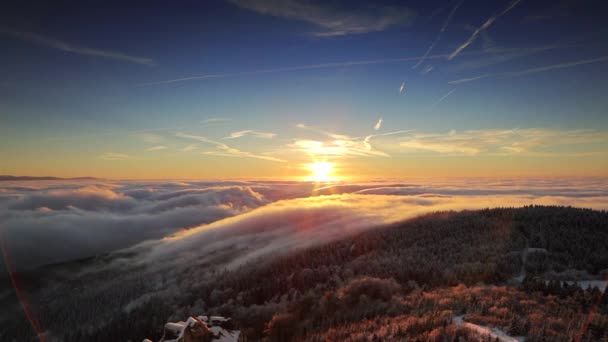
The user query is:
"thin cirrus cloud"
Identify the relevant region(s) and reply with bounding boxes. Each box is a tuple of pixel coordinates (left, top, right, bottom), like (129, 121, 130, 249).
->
(226, 0, 415, 37)
(145, 145, 167, 152)
(176, 132, 285, 162)
(0, 29, 156, 66)
(291, 123, 412, 158)
(448, 0, 522, 60)
(448, 55, 608, 84)
(224, 130, 277, 139)
(294, 123, 384, 157)
(289, 139, 389, 158)
(99, 152, 132, 160)
(399, 128, 608, 156)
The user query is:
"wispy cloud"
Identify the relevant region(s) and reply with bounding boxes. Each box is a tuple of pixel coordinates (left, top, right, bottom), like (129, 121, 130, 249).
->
(374, 118, 383, 131)
(292, 124, 411, 158)
(99, 152, 132, 160)
(0, 29, 156, 66)
(201, 117, 232, 124)
(224, 130, 277, 139)
(296, 123, 350, 140)
(289, 139, 389, 158)
(429, 88, 456, 108)
(145, 145, 167, 152)
(180, 144, 198, 152)
(293, 123, 387, 157)
(362, 130, 412, 151)
(226, 0, 415, 37)
(449, 55, 608, 84)
(413, 0, 463, 69)
(448, 0, 522, 60)
(399, 128, 608, 156)
(177, 132, 285, 162)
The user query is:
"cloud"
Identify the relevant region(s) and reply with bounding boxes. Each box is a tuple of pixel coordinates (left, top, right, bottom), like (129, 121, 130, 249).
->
(201, 118, 232, 123)
(226, 0, 415, 37)
(0, 29, 156, 66)
(145, 145, 167, 151)
(413, 0, 463, 69)
(289, 124, 413, 158)
(98, 152, 131, 160)
(115, 187, 608, 276)
(290, 128, 394, 159)
(2, 178, 608, 273)
(180, 144, 198, 152)
(399, 128, 608, 156)
(177, 132, 286, 162)
(224, 130, 277, 139)
(289, 139, 388, 158)
(448, 0, 522, 60)
(8, 185, 136, 212)
(0, 182, 270, 269)
(374, 118, 383, 131)
(296, 123, 351, 140)
(448, 55, 608, 84)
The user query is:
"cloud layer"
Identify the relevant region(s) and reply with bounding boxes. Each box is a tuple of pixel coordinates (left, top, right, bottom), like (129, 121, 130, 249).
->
(2, 178, 608, 271)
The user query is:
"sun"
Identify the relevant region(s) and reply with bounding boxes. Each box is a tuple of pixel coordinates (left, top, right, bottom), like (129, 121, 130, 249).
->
(306, 161, 337, 182)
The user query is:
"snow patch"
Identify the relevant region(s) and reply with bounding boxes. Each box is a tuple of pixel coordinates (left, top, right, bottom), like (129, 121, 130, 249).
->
(453, 315, 525, 342)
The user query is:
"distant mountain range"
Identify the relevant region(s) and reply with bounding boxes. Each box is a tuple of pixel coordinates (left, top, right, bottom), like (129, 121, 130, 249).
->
(0, 175, 97, 181)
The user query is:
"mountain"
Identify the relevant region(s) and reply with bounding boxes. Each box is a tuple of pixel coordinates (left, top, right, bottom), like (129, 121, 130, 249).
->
(1, 206, 607, 341)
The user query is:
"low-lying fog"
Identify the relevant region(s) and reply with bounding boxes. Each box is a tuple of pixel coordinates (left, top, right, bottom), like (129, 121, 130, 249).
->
(1, 178, 607, 272)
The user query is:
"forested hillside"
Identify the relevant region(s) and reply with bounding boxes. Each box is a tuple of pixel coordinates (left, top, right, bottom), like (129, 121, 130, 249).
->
(2, 206, 607, 341)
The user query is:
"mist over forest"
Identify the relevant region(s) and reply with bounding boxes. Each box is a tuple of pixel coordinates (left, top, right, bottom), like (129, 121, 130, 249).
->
(1, 180, 608, 341)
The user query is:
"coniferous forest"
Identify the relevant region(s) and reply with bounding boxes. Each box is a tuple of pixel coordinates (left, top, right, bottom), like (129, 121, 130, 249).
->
(2, 206, 608, 341)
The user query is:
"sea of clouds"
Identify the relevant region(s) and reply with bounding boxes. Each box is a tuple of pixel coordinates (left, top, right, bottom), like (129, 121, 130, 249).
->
(1, 178, 607, 271)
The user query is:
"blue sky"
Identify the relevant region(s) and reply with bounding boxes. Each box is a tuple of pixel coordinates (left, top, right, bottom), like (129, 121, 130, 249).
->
(1, 0, 608, 178)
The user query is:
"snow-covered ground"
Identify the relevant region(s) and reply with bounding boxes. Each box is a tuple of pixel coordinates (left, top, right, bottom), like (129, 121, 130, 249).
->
(559, 280, 608, 293)
(453, 315, 525, 342)
(143, 315, 239, 342)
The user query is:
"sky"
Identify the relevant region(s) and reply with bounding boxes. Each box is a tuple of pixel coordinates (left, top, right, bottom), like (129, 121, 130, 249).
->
(1, 0, 608, 179)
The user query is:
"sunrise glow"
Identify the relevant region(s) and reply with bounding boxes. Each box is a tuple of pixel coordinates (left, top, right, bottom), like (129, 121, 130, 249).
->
(305, 161, 337, 182)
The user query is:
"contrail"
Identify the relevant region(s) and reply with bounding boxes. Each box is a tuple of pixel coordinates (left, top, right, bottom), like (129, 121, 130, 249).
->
(448, 0, 522, 60)
(138, 45, 562, 86)
(0, 29, 155, 66)
(413, 0, 464, 69)
(430, 88, 457, 108)
(374, 118, 383, 130)
(449, 55, 608, 84)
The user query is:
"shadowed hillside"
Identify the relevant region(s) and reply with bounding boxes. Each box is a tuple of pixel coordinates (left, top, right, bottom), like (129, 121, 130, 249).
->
(2, 206, 607, 341)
